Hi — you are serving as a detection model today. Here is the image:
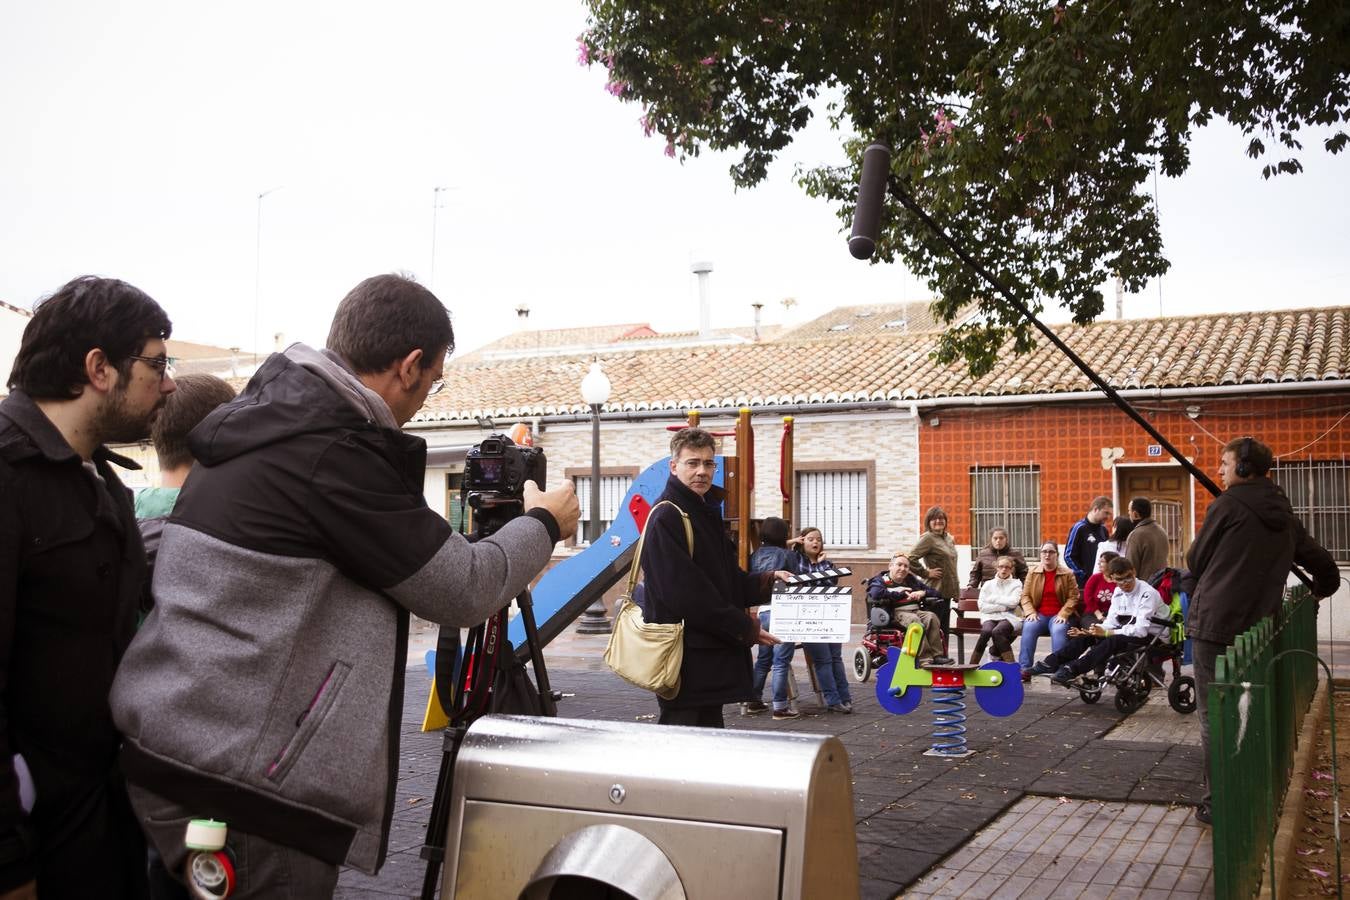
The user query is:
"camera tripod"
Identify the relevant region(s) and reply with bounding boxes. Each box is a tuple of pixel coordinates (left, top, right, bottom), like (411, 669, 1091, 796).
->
(417, 585, 557, 899)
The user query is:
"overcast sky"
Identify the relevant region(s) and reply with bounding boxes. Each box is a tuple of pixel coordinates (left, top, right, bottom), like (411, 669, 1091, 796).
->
(2, 1, 1346, 360)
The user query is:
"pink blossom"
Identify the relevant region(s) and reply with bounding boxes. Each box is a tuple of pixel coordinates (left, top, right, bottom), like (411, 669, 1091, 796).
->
(1015, 133, 1026, 144)
(1043, 114, 1053, 128)
(605, 80, 629, 97)
(576, 37, 592, 66)
(664, 139, 676, 158)
(699, 55, 717, 66)
(640, 113, 655, 137)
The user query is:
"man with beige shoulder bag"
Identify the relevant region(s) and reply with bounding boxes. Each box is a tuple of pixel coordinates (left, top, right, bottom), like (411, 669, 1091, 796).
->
(607, 427, 793, 728)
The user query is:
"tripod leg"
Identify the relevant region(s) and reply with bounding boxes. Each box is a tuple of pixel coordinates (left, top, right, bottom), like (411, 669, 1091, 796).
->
(418, 725, 467, 900)
(514, 589, 557, 717)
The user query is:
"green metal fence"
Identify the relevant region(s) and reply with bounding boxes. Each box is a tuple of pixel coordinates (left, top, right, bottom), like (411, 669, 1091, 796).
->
(1210, 585, 1319, 899)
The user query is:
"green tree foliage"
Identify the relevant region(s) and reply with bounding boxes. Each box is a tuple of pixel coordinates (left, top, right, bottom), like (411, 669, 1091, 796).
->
(579, 1, 1350, 374)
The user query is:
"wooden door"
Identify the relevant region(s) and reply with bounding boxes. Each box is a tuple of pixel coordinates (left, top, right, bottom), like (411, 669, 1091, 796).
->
(1117, 465, 1191, 568)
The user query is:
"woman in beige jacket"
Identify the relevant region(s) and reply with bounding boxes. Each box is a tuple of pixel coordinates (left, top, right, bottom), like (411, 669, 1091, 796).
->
(1017, 541, 1081, 676)
(909, 505, 960, 636)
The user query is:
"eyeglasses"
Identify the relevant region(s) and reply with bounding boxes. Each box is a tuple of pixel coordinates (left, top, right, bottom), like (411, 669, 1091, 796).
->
(128, 355, 177, 379)
(1039, 549, 1058, 556)
(426, 378, 444, 397)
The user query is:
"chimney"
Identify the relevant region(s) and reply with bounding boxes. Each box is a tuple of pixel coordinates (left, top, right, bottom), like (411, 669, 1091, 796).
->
(690, 261, 713, 338)
(751, 302, 764, 341)
(1114, 272, 1124, 320)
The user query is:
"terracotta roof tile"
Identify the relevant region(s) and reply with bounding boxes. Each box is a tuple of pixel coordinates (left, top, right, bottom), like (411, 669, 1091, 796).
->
(406, 306, 1350, 423)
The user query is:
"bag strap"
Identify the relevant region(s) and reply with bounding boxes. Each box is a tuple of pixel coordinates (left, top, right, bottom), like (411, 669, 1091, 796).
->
(625, 500, 693, 594)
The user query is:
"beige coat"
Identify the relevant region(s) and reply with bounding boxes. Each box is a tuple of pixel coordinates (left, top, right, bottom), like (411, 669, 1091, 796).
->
(1019, 563, 1081, 619)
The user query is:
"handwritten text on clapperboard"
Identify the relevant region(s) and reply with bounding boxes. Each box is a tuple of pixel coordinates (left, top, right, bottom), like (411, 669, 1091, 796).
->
(768, 586, 853, 643)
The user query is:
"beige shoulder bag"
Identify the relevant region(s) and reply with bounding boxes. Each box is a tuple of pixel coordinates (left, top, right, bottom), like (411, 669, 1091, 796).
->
(602, 500, 694, 700)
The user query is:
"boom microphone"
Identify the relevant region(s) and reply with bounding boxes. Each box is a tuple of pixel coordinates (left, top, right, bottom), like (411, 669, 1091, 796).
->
(848, 142, 891, 260)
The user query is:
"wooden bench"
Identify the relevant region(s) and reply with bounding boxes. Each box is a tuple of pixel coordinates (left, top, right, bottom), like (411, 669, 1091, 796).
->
(954, 587, 986, 664)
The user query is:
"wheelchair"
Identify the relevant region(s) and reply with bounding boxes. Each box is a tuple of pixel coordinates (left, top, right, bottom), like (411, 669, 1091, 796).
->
(1068, 616, 1196, 715)
(852, 599, 939, 683)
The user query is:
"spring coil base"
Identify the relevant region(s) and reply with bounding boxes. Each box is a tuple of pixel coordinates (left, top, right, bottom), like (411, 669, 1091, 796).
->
(926, 685, 969, 756)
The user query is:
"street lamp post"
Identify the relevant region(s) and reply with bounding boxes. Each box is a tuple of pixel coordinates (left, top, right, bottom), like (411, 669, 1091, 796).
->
(253, 186, 283, 367)
(576, 361, 613, 635)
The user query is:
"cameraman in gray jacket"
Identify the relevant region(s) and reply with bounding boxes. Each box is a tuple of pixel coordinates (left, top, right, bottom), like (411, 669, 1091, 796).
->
(110, 274, 578, 897)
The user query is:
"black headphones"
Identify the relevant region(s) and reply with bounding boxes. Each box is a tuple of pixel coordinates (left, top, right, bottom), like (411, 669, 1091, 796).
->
(1235, 436, 1255, 478)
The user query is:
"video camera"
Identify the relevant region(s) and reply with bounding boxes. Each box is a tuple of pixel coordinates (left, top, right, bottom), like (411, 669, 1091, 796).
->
(462, 434, 546, 538)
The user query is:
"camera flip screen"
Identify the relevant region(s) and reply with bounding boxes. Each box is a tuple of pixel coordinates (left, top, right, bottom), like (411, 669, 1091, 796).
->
(472, 457, 504, 485)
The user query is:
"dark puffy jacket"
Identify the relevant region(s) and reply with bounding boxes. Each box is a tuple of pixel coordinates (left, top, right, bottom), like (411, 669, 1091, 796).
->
(641, 476, 773, 709)
(1186, 479, 1339, 645)
(866, 571, 942, 610)
(967, 545, 1029, 587)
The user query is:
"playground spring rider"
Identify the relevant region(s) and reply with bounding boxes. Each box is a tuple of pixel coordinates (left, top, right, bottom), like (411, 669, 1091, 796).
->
(875, 623, 1024, 758)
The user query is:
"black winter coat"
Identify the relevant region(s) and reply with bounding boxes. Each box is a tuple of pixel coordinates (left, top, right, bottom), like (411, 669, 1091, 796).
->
(0, 391, 146, 889)
(641, 476, 772, 709)
(1186, 478, 1339, 645)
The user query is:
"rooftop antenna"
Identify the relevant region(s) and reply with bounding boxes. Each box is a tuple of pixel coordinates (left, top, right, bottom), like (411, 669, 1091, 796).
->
(691, 260, 713, 337)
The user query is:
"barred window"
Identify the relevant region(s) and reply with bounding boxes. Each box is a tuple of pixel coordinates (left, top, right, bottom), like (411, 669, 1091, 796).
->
(574, 474, 635, 545)
(1271, 460, 1350, 563)
(795, 468, 870, 548)
(970, 465, 1042, 558)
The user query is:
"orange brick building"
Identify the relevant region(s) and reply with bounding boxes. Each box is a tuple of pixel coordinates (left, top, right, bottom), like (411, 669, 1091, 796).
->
(917, 392, 1350, 565)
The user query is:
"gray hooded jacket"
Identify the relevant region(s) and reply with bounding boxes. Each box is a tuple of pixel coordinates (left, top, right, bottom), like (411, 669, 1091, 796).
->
(110, 345, 559, 872)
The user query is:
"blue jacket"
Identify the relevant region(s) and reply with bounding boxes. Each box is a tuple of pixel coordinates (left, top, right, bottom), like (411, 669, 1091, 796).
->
(1064, 517, 1108, 586)
(749, 545, 798, 575)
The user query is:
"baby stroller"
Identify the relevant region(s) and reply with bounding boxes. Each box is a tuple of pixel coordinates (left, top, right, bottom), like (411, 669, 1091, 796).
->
(1070, 612, 1196, 714)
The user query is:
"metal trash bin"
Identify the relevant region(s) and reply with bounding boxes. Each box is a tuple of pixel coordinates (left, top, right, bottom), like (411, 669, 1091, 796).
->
(440, 715, 859, 899)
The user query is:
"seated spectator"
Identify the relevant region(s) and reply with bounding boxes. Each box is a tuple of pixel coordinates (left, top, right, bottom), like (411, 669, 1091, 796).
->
(1080, 550, 1120, 626)
(1030, 557, 1170, 685)
(977, 556, 1023, 663)
(1093, 515, 1134, 569)
(866, 553, 954, 667)
(746, 517, 800, 720)
(1017, 541, 1080, 678)
(968, 526, 1029, 588)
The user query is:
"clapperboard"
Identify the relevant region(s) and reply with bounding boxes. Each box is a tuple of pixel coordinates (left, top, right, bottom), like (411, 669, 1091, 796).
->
(767, 567, 853, 643)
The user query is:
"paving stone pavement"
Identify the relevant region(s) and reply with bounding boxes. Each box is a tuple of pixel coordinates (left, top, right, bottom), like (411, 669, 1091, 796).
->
(337, 630, 1206, 899)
